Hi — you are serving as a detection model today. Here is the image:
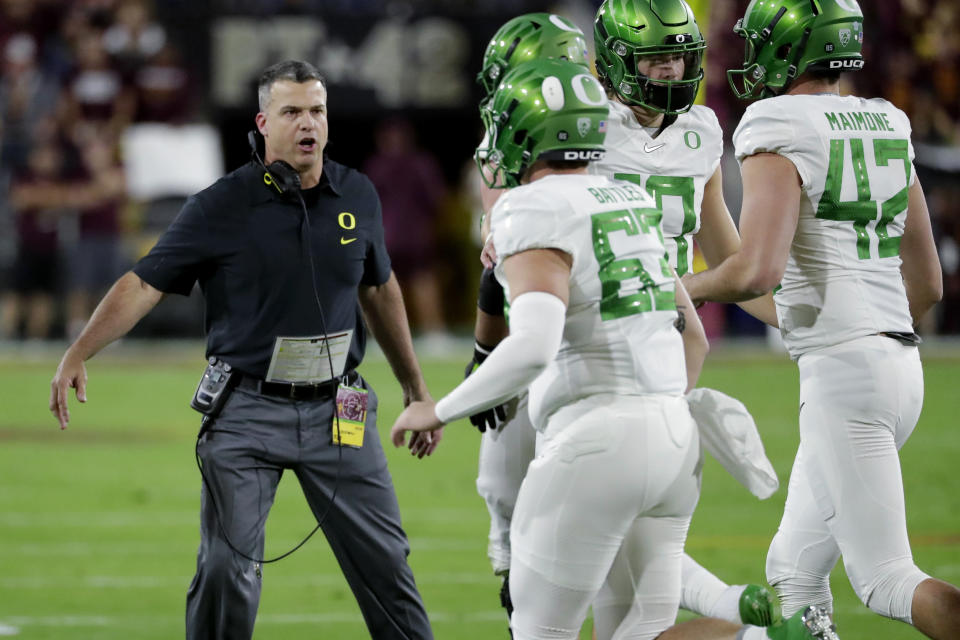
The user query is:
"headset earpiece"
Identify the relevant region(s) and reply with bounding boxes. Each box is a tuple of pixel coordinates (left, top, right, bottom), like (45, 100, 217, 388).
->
(248, 130, 301, 196)
(265, 160, 301, 194)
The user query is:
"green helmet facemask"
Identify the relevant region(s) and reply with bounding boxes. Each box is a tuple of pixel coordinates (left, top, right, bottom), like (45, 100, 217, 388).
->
(594, 0, 706, 114)
(477, 13, 590, 100)
(476, 59, 610, 189)
(728, 0, 864, 100)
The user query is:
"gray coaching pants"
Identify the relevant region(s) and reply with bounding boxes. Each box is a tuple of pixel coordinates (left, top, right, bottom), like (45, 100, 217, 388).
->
(186, 377, 433, 639)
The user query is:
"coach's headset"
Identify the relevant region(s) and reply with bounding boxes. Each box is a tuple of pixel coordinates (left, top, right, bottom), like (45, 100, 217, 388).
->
(194, 131, 343, 566)
(247, 129, 302, 196)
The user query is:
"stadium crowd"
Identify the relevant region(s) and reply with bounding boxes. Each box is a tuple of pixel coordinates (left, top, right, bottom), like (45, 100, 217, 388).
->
(1, 0, 959, 341)
(0, 0, 194, 340)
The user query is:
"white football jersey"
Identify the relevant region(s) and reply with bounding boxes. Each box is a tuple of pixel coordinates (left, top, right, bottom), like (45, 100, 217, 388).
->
(491, 173, 687, 430)
(734, 94, 916, 358)
(590, 100, 723, 275)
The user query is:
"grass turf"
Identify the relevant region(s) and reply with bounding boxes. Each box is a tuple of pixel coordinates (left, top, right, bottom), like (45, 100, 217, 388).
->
(0, 343, 957, 639)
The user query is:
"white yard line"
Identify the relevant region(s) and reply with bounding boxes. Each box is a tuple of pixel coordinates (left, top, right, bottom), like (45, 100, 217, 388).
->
(4, 610, 506, 627)
(0, 571, 495, 590)
(0, 512, 196, 527)
(0, 508, 484, 528)
(7, 535, 480, 556)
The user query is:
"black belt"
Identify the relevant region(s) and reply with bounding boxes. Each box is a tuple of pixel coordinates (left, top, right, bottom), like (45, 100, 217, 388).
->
(237, 370, 359, 400)
(878, 331, 922, 346)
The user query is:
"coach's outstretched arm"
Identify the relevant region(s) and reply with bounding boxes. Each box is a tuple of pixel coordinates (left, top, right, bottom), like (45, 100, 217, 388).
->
(359, 271, 441, 458)
(50, 271, 163, 429)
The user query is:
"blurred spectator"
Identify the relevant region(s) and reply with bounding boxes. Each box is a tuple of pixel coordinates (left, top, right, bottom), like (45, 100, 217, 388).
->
(0, 33, 60, 171)
(0, 139, 68, 340)
(59, 27, 136, 144)
(0, 0, 64, 58)
(364, 117, 451, 344)
(65, 137, 127, 338)
(132, 43, 194, 122)
(102, 0, 166, 74)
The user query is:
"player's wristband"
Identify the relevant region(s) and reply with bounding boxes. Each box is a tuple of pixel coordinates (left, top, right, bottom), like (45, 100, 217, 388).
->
(477, 267, 505, 317)
(464, 340, 495, 380)
(474, 341, 494, 363)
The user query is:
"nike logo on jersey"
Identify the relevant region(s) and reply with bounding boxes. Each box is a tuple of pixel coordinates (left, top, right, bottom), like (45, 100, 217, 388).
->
(644, 143, 665, 153)
(340, 237, 357, 245)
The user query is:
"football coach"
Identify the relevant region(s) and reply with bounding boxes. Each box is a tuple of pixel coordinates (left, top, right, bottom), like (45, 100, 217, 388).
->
(50, 59, 438, 639)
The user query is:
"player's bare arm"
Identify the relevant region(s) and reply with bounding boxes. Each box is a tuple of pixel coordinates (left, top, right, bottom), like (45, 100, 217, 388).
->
(474, 308, 508, 348)
(899, 178, 942, 326)
(50, 272, 164, 430)
(696, 165, 778, 327)
(683, 153, 800, 305)
(478, 169, 504, 269)
(359, 271, 440, 458)
(391, 248, 570, 447)
(674, 274, 708, 392)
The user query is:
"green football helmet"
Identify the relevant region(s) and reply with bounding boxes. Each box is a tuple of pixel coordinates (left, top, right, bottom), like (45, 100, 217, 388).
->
(594, 0, 706, 114)
(477, 13, 590, 100)
(728, 0, 865, 100)
(476, 59, 609, 189)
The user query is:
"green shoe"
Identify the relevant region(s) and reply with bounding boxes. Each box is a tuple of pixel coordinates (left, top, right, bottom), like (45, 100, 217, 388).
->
(739, 584, 780, 627)
(766, 605, 839, 640)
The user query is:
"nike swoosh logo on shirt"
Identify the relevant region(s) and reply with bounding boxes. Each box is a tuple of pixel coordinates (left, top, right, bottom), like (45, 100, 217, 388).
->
(644, 143, 665, 153)
(340, 237, 357, 245)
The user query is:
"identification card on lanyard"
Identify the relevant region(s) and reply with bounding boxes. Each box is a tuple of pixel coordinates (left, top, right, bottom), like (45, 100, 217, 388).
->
(333, 383, 368, 447)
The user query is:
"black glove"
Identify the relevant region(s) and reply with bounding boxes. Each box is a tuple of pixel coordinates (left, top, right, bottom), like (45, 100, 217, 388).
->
(499, 572, 514, 625)
(464, 341, 509, 433)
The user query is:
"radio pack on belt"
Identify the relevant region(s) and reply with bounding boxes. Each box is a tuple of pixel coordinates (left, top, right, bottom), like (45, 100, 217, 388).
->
(190, 357, 237, 418)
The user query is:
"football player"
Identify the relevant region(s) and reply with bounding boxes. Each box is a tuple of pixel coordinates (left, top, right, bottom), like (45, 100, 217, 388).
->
(467, 4, 781, 633)
(393, 58, 839, 640)
(468, 13, 592, 631)
(682, 1, 960, 638)
(591, 0, 781, 627)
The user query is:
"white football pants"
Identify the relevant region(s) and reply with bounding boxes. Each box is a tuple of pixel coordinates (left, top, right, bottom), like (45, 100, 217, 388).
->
(476, 392, 538, 574)
(766, 335, 930, 622)
(509, 394, 701, 640)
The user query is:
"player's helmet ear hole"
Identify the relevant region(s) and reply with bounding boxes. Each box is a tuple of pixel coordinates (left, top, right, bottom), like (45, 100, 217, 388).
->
(513, 129, 528, 145)
(776, 43, 792, 60)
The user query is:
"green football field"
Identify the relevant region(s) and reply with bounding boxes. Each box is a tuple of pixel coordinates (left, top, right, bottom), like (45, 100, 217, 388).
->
(1, 342, 958, 639)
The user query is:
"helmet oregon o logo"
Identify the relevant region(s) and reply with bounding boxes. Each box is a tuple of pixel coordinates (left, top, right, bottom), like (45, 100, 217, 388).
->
(834, 0, 860, 12)
(548, 14, 580, 33)
(571, 73, 607, 106)
(684, 131, 701, 149)
(338, 212, 356, 230)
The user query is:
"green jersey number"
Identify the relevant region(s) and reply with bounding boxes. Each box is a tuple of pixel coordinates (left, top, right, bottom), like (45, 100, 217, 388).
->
(591, 207, 675, 321)
(816, 138, 911, 260)
(614, 173, 697, 275)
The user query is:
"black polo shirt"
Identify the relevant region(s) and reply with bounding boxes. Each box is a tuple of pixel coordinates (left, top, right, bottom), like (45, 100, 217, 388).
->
(133, 159, 391, 378)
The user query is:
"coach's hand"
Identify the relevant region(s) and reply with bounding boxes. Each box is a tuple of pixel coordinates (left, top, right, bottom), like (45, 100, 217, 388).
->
(391, 401, 444, 450)
(408, 426, 443, 459)
(50, 349, 88, 430)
